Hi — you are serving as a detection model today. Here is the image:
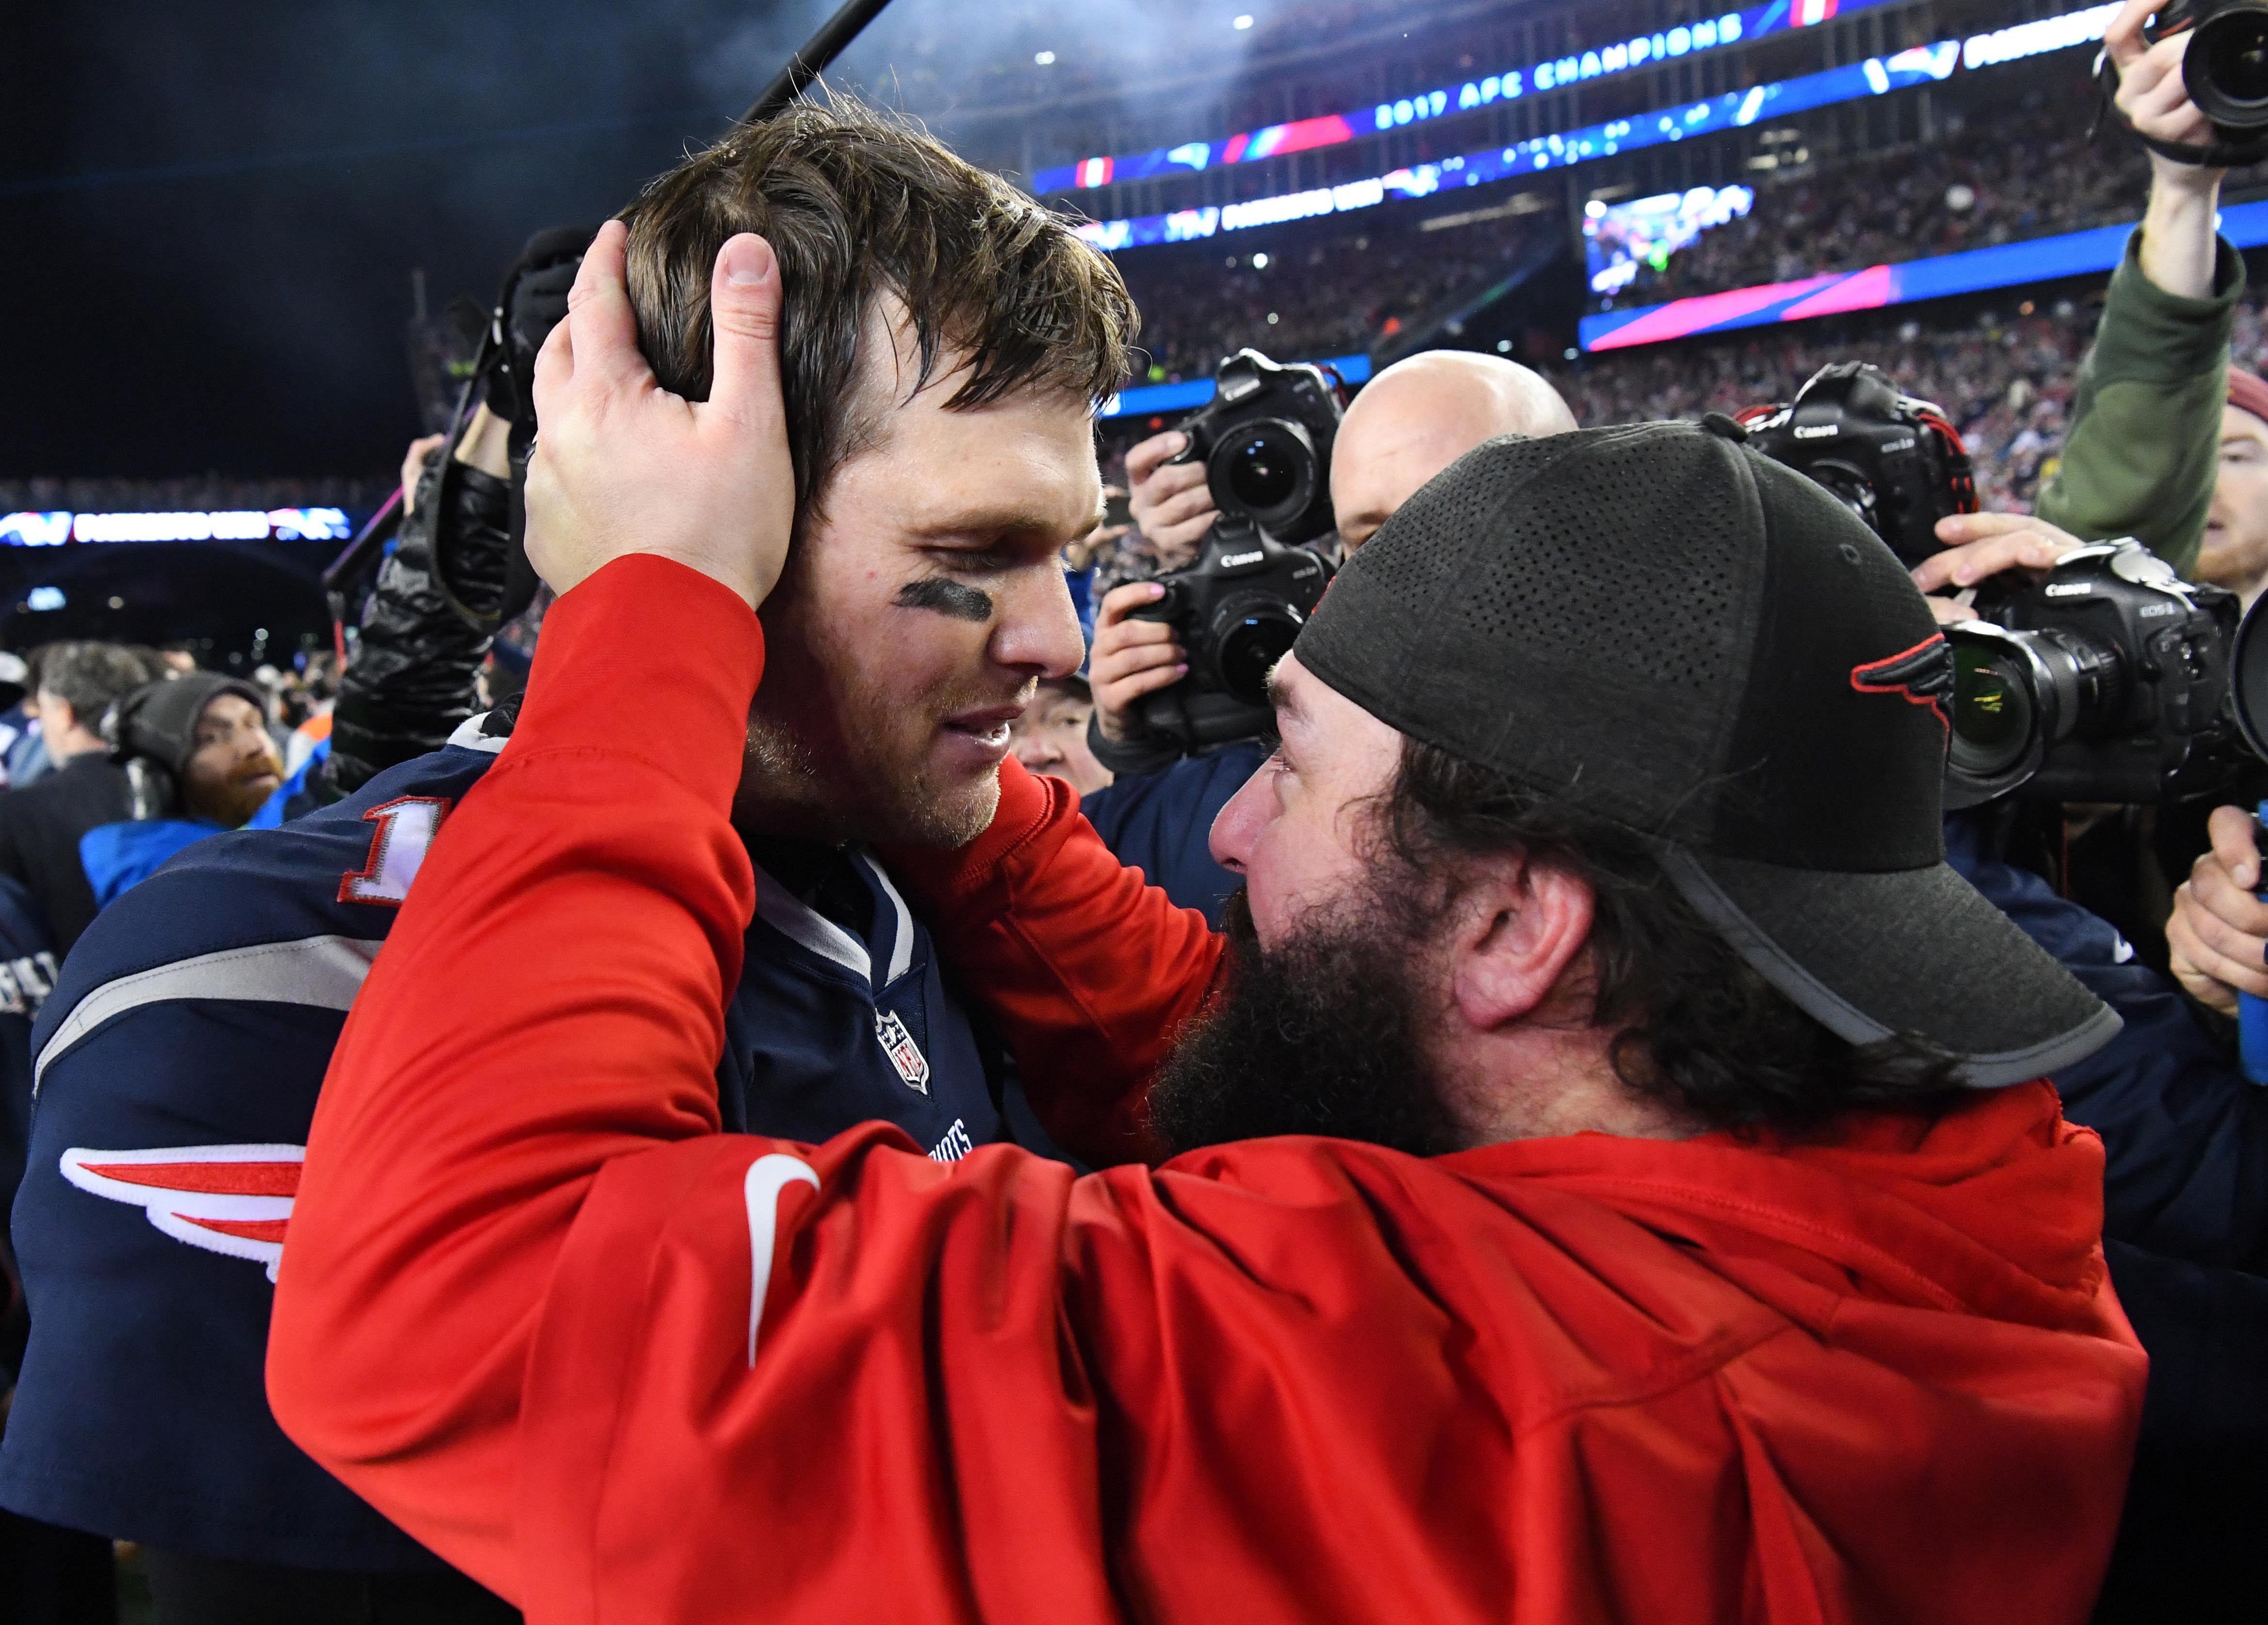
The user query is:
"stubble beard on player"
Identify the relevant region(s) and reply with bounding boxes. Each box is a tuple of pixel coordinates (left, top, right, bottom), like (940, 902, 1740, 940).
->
(739, 685, 1005, 849)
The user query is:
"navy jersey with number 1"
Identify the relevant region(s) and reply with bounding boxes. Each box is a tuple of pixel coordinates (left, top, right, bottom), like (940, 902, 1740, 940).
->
(0, 710, 1018, 1569)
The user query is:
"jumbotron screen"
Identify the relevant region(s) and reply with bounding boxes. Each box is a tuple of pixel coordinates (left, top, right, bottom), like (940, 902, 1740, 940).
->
(1585, 187, 1754, 298)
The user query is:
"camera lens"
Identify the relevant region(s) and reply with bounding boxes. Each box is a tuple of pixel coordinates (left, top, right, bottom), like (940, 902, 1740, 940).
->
(1229, 438, 1298, 512)
(1950, 642, 2034, 778)
(1215, 607, 1302, 705)
(1208, 418, 1317, 529)
(2191, 3, 2268, 125)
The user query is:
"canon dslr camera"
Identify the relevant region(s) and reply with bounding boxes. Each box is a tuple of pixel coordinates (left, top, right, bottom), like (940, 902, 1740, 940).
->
(1744, 361, 2268, 806)
(1131, 348, 1342, 747)
(1946, 543, 2246, 807)
(1741, 361, 1976, 570)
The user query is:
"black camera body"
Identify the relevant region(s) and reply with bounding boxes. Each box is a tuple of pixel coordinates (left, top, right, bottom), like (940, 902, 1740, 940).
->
(1741, 362, 1975, 570)
(1171, 349, 1342, 545)
(1130, 520, 1332, 746)
(1945, 543, 2244, 807)
(1131, 349, 1343, 747)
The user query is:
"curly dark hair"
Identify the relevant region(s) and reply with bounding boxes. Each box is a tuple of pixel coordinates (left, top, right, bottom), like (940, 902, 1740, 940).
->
(1380, 738, 1966, 1136)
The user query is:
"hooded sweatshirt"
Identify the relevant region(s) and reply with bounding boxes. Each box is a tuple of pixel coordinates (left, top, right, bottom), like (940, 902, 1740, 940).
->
(270, 557, 2145, 1625)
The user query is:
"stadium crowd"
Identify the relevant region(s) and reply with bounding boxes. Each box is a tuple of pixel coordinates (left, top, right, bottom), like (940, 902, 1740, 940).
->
(1549, 298, 2233, 513)
(10, 4, 2268, 1623)
(1115, 196, 1556, 381)
(1600, 106, 2268, 312)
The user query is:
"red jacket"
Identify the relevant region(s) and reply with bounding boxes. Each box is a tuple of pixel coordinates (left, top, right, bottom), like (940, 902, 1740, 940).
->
(269, 555, 2145, 1624)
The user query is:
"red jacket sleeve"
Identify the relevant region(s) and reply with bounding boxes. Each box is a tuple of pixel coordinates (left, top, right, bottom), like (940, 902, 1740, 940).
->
(266, 555, 1218, 1596)
(269, 554, 767, 1595)
(883, 760, 1222, 1165)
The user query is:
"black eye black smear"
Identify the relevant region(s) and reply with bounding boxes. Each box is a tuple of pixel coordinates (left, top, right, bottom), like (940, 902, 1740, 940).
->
(895, 579, 994, 622)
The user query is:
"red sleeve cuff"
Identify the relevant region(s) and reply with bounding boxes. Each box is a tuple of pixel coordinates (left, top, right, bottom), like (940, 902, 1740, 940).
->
(511, 555, 764, 813)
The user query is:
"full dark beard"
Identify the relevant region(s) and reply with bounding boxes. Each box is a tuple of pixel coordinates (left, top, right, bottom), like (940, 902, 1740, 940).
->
(1146, 889, 1463, 1159)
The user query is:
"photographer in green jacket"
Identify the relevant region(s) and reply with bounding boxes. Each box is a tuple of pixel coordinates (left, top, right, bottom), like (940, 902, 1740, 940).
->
(2032, 0, 2243, 575)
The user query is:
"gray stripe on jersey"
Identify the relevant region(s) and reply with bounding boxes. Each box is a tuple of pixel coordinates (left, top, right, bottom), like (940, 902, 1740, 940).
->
(860, 854, 916, 988)
(34, 934, 383, 1096)
(750, 864, 869, 984)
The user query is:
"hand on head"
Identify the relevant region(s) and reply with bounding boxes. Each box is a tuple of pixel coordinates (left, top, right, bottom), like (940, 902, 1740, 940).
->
(524, 220, 795, 610)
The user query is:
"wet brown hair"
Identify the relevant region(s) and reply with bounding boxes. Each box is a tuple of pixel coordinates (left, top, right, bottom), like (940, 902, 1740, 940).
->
(620, 96, 1136, 515)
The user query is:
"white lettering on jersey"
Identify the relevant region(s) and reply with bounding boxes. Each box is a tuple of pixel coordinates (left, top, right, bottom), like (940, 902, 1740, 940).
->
(59, 1144, 302, 1282)
(928, 1119, 974, 1164)
(743, 1153, 819, 1364)
(338, 796, 452, 906)
(874, 1009, 930, 1094)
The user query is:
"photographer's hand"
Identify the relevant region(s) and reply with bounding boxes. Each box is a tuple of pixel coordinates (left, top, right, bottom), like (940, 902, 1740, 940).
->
(2107, 0, 2225, 299)
(2169, 805, 2268, 1013)
(523, 221, 792, 611)
(1126, 430, 1217, 562)
(1911, 512, 2085, 622)
(399, 434, 446, 517)
(1089, 581, 1186, 742)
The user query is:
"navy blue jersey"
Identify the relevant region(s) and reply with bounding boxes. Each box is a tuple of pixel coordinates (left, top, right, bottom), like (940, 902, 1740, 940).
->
(0, 717, 1006, 1567)
(0, 869, 59, 1375)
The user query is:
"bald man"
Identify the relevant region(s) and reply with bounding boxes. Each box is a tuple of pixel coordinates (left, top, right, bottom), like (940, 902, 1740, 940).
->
(1100, 350, 1577, 740)
(1074, 352, 1577, 920)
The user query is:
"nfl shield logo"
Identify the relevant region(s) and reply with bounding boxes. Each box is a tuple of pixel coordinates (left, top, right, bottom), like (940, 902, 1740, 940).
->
(875, 1008, 930, 1094)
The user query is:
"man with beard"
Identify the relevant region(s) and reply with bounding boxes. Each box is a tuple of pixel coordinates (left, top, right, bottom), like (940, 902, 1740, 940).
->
(270, 225, 2144, 1624)
(0, 102, 1130, 1623)
(75, 675, 288, 910)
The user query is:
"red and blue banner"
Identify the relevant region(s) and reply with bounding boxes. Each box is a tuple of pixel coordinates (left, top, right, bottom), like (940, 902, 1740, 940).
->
(1578, 200, 2268, 352)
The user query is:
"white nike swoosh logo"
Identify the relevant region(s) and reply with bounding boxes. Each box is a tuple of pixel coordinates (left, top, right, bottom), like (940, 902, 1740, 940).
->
(743, 1153, 819, 1365)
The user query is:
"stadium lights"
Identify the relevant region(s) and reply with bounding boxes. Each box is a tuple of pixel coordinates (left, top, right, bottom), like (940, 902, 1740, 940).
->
(1034, 50, 1056, 64)
(0, 509, 355, 546)
(1234, 15, 1254, 29)
(1251, 251, 1270, 267)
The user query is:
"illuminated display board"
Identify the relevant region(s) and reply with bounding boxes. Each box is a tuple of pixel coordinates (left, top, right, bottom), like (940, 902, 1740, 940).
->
(1071, 2, 2122, 255)
(1585, 185, 1754, 296)
(1075, 42, 1959, 252)
(0, 509, 356, 546)
(1576, 197, 2268, 350)
(1033, 0, 1894, 195)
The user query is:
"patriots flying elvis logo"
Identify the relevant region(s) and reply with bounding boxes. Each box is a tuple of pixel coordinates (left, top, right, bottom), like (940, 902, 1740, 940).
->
(60, 1144, 302, 1282)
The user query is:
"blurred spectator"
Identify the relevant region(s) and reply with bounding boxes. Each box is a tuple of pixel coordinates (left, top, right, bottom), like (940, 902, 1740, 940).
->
(0, 643, 146, 952)
(1009, 675, 1112, 796)
(2200, 368, 2268, 605)
(79, 675, 288, 912)
(0, 656, 32, 795)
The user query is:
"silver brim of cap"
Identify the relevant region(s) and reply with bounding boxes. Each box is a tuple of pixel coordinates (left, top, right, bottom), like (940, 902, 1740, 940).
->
(1657, 848, 2124, 1089)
